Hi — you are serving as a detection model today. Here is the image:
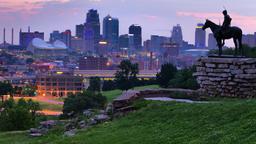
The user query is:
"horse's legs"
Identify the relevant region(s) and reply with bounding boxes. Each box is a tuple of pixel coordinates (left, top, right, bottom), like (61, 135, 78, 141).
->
(217, 39, 222, 56)
(233, 38, 238, 56)
(238, 36, 243, 56)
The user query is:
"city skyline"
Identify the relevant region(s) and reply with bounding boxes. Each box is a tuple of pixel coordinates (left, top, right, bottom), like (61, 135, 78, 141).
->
(1, 0, 256, 46)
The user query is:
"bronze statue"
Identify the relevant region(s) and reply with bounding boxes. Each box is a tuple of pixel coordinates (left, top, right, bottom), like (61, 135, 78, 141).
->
(202, 10, 243, 56)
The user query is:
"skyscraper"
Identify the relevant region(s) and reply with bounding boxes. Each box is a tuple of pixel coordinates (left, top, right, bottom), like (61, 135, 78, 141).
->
(50, 31, 61, 42)
(208, 33, 217, 49)
(171, 24, 183, 46)
(103, 15, 119, 51)
(76, 24, 84, 38)
(195, 23, 206, 48)
(119, 34, 129, 48)
(50, 30, 72, 49)
(129, 24, 142, 50)
(84, 9, 100, 44)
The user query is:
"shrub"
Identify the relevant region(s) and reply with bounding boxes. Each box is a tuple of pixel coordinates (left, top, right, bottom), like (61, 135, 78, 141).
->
(169, 66, 199, 90)
(156, 63, 177, 88)
(63, 91, 107, 116)
(0, 98, 41, 131)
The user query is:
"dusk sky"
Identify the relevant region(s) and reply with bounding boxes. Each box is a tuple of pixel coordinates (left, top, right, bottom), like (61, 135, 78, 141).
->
(1, 0, 256, 46)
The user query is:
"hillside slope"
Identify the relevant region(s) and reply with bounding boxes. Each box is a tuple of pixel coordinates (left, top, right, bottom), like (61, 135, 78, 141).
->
(1, 100, 256, 144)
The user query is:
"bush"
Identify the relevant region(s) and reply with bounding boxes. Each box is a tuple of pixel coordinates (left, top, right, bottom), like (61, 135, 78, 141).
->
(0, 98, 41, 131)
(156, 63, 177, 88)
(63, 91, 107, 116)
(87, 77, 101, 92)
(169, 66, 199, 90)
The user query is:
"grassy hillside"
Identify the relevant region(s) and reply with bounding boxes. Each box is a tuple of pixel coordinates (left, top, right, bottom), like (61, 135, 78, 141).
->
(1, 99, 256, 144)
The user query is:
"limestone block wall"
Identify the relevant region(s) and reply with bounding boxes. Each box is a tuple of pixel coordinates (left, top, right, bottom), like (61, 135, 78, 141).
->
(194, 57, 256, 98)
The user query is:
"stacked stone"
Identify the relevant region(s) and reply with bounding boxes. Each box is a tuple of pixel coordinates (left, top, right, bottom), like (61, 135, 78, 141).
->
(194, 57, 256, 98)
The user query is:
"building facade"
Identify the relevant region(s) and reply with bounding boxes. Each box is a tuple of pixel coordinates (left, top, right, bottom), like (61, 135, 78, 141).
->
(20, 30, 44, 48)
(171, 24, 183, 47)
(195, 23, 206, 48)
(208, 33, 217, 49)
(36, 71, 84, 97)
(129, 24, 142, 50)
(79, 56, 109, 70)
(103, 15, 119, 51)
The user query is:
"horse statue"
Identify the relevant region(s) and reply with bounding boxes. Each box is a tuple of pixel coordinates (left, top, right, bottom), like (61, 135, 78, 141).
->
(202, 19, 243, 56)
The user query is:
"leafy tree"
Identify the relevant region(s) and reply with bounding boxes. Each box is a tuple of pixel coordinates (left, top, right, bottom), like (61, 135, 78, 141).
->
(156, 63, 177, 88)
(63, 91, 107, 116)
(87, 77, 101, 92)
(114, 60, 139, 91)
(0, 82, 14, 102)
(0, 98, 41, 131)
(102, 80, 116, 91)
(169, 66, 200, 90)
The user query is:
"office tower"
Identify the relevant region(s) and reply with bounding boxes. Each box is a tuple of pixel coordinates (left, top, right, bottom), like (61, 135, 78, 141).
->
(76, 24, 84, 38)
(50, 31, 61, 42)
(171, 24, 183, 46)
(84, 9, 100, 53)
(208, 33, 217, 49)
(195, 23, 206, 48)
(129, 24, 142, 50)
(19, 28, 44, 48)
(103, 15, 119, 51)
(150, 35, 170, 52)
(119, 34, 129, 49)
(61, 30, 72, 49)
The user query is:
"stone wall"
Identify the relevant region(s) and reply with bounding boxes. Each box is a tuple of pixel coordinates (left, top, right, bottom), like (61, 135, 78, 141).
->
(194, 57, 256, 98)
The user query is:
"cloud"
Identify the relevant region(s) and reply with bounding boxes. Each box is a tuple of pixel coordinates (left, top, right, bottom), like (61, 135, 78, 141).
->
(177, 11, 256, 33)
(0, 0, 71, 14)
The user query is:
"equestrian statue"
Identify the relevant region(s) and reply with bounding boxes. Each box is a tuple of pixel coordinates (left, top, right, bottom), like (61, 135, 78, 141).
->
(202, 10, 243, 56)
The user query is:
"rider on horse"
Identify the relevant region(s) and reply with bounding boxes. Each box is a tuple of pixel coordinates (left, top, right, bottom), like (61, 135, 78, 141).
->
(220, 10, 232, 46)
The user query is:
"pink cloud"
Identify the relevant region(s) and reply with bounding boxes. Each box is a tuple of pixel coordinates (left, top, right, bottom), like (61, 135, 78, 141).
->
(177, 11, 256, 34)
(0, 0, 70, 14)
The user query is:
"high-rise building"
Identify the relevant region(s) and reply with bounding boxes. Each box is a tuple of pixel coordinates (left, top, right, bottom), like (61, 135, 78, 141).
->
(119, 34, 129, 49)
(103, 15, 119, 51)
(171, 24, 183, 46)
(195, 23, 206, 48)
(79, 56, 109, 70)
(50, 30, 72, 49)
(19, 29, 44, 48)
(76, 24, 84, 38)
(150, 35, 170, 52)
(208, 33, 217, 49)
(61, 30, 72, 49)
(84, 9, 100, 53)
(50, 31, 61, 42)
(129, 24, 142, 50)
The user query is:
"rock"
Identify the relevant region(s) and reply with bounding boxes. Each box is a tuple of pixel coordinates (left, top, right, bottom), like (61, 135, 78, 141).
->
(88, 118, 97, 126)
(30, 128, 40, 134)
(94, 114, 110, 123)
(105, 103, 113, 115)
(64, 129, 76, 137)
(40, 120, 56, 129)
(83, 109, 93, 117)
(78, 120, 86, 129)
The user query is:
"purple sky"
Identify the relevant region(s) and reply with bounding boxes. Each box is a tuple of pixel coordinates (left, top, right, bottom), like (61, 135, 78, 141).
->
(1, 0, 256, 46)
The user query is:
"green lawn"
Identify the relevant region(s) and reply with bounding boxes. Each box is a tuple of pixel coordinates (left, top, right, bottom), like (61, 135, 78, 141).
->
(38, 102, 63, 112)
(2, 99, 256, 144)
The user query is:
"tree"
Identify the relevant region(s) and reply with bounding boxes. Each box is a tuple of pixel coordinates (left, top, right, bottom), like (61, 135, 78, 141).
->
(114, 60, 139, 91)
(0, 98, 41, 131)
(156, 63, 177, 88)
(63, 91, 107, 116)
(0, 82, 14, 102)
(169, 66, 200, 90)
(87, 77, 101, 92)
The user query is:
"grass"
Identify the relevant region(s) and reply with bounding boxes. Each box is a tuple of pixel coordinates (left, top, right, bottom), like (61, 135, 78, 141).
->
(38, 102, 63, 112)
(2, 99, 256, 143)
